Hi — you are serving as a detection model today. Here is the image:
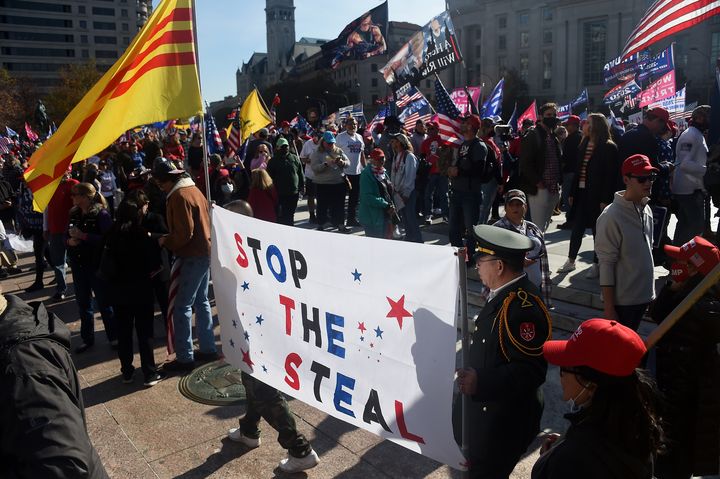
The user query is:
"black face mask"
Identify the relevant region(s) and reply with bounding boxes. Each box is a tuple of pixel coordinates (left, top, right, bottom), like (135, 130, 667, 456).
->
(542, 117, 560, 129)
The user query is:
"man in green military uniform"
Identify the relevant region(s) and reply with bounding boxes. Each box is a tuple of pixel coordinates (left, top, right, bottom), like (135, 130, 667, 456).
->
(454, 225, 553, 478)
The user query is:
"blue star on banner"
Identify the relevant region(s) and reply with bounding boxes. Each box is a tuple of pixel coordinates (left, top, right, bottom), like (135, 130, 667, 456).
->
(229, 338, 235, 348)
(256, 314, 264, 325)
(232, 319, 238, 328)
(374, 326, 384, 339)
(244, 331, 250, 341)
(360, 336, 365, 342)
(262, 365, 268, 373)
(351, 268, 362, 282)
(241, 282, 250, 291)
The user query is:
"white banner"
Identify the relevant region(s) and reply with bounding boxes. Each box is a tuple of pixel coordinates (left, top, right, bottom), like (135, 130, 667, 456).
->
(210, 206, 466, 469)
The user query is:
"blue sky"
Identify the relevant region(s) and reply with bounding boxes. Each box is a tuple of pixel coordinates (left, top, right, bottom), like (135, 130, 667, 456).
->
(153, 0, 446, 102)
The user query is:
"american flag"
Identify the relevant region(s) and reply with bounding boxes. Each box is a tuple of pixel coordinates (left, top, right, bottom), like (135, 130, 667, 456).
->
(398, 98, 433, 131)
(0, 136, 12, 155)
(622, 0, 720, 58)
(227, 121, 242, 152)
(205, 112, 224, 155)
(434, 78, 463, 146)
(24, 122, 39, 142)
(367, 106, 389, 133)
(396, 85, 425, 108)
(289, 114, 315, 136)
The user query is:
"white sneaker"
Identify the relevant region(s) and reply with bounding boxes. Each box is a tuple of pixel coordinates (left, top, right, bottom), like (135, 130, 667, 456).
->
(557, 259, 576, 273)
(585, 263, 599, 279)
(227, 428, 260, 448)
(278, 449, 320, 473)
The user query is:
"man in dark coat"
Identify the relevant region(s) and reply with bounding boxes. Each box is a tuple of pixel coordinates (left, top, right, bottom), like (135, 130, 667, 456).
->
(0, 293, 109, 478)
(454, 225, 552, 478)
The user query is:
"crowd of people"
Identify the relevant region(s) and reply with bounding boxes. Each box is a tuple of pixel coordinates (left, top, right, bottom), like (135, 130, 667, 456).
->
(0, 97, 718, 478)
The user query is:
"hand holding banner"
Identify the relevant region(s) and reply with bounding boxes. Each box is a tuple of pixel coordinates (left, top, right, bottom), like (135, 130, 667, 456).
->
(210, 206, 467, 469)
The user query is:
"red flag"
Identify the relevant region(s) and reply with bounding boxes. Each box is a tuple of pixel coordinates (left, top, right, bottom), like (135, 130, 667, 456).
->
(517, 101, 537, 127)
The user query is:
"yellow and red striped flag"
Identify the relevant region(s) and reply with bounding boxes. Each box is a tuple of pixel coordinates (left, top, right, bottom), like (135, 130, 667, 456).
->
(24, 0, 202, 211)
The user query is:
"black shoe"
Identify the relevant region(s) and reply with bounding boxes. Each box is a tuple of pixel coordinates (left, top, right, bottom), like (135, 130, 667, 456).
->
(143, 371, 167, 387)
(25, 282, 44, 293)
(308, 214, 317, 224)
(316, 225, 326, 231)
(122, 369, 135, 384)
(194, 351, 219, 363)
(6, 266, 22, 275)
(161, 359, 195, 374)
(557, 222, 573, 230)
(52, 292, 66, 301)
(337, 226, 352, 234)
(75, 343, 94, 354)
(346, 219, 361, 227)
(0, 270, 8, 279)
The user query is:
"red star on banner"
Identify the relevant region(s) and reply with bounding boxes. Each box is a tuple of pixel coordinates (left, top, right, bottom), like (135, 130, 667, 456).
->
(241, 348, 254, 368)
(386, 295, 412, 330)
(358, 322, 367, 334)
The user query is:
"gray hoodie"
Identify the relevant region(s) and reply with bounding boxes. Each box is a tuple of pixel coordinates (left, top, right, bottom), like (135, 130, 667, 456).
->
(595, 191, 655, 306)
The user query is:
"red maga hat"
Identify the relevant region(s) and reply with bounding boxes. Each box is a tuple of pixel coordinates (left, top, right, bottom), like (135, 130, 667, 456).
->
(280, 120, 291, 128)
(464, 114, 481, 130)
(664, 236, 720, 276)
(563, 115, 581, 126)
(622, 154, 659, 176)
(369, 148, 385, 160)
(543, 318, 646, 377)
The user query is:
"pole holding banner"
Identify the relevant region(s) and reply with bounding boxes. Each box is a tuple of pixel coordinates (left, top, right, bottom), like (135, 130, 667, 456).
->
(645, 263, 720, 349)
(457, 247, 470, 478)
(190, 0, 212, 204)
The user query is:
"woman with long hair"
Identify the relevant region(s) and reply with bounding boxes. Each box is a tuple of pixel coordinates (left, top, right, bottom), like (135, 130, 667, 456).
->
(389, 133, 421, 242)
(557, 113, 620, 278)
(247, 168, 278, 223)
(533, 319, 664, 478)
(105, 196, 166, 386)
(67, 182, 117, 353)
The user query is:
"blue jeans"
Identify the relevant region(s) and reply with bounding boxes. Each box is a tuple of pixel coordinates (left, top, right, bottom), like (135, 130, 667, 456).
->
(173, 256, 215, 363)
(400, 190, 422, 243)
(479, 179, 498, 225)
(448, 188, 482, 254)
(424, 174, 448, 216)
(70, 260, 116, 345)
(674, 190, 705, 245)
(48, 233, 67, 294)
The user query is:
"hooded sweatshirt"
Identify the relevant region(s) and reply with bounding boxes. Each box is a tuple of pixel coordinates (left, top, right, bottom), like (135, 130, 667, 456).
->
(0, 294, 109, 479)
(595, 191, 655, 306)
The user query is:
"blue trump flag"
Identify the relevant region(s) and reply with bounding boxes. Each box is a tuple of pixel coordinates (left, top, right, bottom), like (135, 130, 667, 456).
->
(508, 102, 518, 132)
(480, 78, 504, 118)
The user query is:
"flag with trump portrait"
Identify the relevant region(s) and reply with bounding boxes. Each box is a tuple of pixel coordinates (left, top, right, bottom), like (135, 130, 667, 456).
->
(320, 1, 388, 70)
(23, 0, 202, 211)
(210, 206, 467, 470)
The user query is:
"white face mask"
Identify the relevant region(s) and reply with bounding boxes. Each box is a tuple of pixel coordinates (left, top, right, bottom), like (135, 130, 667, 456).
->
(220, 182, 234, 195)
(566, 386, 588, 413)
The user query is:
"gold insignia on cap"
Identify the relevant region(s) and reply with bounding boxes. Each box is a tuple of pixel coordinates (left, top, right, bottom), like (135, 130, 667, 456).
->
(475, 246, 496, 255)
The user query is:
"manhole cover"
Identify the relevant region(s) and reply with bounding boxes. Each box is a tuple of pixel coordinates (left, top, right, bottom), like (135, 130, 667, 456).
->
(177, 360, 246, 406)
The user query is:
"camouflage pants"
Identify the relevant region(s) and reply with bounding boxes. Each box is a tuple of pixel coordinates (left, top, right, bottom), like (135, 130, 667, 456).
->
(239, 372, 312, 458)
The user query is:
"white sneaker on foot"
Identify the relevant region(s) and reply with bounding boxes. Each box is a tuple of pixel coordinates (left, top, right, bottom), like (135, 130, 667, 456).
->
(227, 428, 260, 448)
(585, 263, 599, 279)
(278, 449, 320, 473)
(557, 259, 576, 273)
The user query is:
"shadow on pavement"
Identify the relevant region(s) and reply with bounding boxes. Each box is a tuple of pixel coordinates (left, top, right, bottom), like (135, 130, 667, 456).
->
(171, 437, 252, 479)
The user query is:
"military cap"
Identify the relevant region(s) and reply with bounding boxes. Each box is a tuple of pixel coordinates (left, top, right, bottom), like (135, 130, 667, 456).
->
(472, 224, 533, 262)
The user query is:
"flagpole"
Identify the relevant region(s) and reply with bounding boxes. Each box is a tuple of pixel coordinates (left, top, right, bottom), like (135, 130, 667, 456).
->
(190, 0, 212, 204)
(457, 247, 470, 479)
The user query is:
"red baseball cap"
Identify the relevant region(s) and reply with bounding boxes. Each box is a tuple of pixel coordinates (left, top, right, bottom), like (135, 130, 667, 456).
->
(464, 114, 481, 131)
(664, 236, 720, 276)
(669, 262, 691, 282)
(646, 107, 670, 122)
(563, 115, 581, 126)
(369, 148, 385, 160)
(543, 318, 646, 377)
(621, 154, 659, 176)
(280, 120, 290, 128)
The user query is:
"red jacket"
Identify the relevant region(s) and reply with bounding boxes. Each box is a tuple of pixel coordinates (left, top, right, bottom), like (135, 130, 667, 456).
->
(46, 178, 79, 234)
(247, 186, 278, 223)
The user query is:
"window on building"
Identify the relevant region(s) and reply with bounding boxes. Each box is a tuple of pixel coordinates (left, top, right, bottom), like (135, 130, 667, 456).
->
(1, 46, 74, 57)
(371, 78, 378, 87)
(498, 34, 506, 50)
(543, 51, 552, 89)
(122, 36, 129, 45)
(93, 21, 116, 30)
(475, 45, 481, 57)
(95, 50, 118, 59)
(520, 32, 529, 48)
(371, 63, 377, 72)
(121, 9, 128, 17)
(498, 15, 507, 29)
(3, 62, 63, 72)
(92, 7, 114, 16)
(543, 7, 554, 22)
(497, 55, 507, 74)
(1, 1, 71, 13)
(121, 23, 128, 31)
(81, 34, 88, 43)
(543, 30, 553, 44)
(520, 53, 529, 82)
(582, 19, 607, 85)
(0, 15, 72, 28)
(518, 11, 529, 26)
(79, 20, 87, 28)
(94, 35, 117, 44)
(82, 49, 89, 58)
(0, 30, 74, 42)
(476, 28, 482, 39)
(78, 5, 85, 14)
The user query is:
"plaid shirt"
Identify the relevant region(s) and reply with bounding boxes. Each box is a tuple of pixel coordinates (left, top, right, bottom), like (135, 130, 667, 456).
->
(478, 217, 553, 308)
(542, 133, 561, 194)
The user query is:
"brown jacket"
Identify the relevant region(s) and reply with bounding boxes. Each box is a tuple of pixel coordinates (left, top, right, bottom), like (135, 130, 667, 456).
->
(164, 177, 210, 257)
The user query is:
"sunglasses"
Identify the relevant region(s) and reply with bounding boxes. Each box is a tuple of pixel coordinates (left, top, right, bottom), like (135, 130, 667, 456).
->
(628, 174, 657, 183)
